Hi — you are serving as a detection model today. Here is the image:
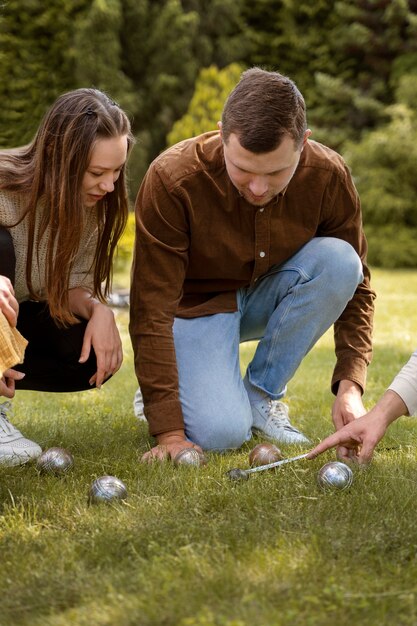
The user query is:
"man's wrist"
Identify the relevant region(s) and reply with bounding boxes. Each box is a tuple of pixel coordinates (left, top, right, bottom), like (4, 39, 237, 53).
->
(156, 429, 186, 445)
(338, 379, 363, 395)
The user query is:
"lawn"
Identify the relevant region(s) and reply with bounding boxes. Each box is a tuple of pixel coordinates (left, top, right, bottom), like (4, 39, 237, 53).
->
(1, 268, 417, 626)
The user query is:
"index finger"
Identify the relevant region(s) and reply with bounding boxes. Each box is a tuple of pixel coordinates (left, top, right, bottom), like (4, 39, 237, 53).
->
(306, 431, 344, 459)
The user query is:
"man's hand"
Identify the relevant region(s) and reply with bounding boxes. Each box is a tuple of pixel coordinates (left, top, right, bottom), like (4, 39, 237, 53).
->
(0, 275, 19, 326)
(332, 379, 365, 460)
(141, 429, 203, 463)
(0, 368, 25, 399)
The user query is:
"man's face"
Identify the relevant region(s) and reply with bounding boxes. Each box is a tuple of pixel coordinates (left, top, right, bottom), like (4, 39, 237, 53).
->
(221, 129, 310, 207)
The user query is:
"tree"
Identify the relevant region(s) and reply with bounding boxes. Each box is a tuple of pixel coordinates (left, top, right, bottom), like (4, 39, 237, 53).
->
(241, 0, 340, 107)
(241, 0, 417, 150)
(119, 0, 249, 186)
(0, 0, 249, 186)
(73, 0, 137, 114)
(343, 73, 417, 267)
(167, 63, 244, 146)
(309, 0, 417, 148)
(181, 0, 250, 68)
(0, 0, 89, 147)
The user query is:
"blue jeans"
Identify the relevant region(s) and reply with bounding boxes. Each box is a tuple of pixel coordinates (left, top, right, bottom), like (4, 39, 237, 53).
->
(173, 237, 363, 451)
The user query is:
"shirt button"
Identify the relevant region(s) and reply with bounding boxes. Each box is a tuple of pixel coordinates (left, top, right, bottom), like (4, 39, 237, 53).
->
(259, 207, 265, 213)
(259, 251, 266, 258)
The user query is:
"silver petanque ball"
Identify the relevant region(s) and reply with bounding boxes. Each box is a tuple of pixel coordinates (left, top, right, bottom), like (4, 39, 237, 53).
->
(317, 461, 353, 491)
(36, 447, 74, 475)
(88, 475, 128, 504)
(173, 448, 207, 467)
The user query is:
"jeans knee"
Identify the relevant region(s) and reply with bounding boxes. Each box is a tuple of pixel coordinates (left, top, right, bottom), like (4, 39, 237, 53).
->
(194, 427, 249, 452)
(186, 410, 252, 452)
(320, 238, 363, 296)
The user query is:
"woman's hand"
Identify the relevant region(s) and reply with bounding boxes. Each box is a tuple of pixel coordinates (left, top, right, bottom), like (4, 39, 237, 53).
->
(0, 368, 25, 399)
(68, 289, 123, 388)
(79, 302, 123, 388)
(0, 275, 18, 326)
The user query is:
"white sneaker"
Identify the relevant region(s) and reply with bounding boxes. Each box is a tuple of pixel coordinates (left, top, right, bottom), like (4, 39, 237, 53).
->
(133, 388, 147, 422)
(0, 402, 42, 466)
(251, 398, 310, 445)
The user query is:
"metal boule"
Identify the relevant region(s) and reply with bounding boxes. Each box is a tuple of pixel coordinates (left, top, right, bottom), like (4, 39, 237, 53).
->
(249, 442, 283, 467)
(317, 461, 353, 491)
(173, 448, 207, 467)
(36, 447, 74, 475)
(88, 475, 128, 503)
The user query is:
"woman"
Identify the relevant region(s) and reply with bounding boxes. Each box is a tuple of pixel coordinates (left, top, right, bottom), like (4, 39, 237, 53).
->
(0, 88, 134, 465)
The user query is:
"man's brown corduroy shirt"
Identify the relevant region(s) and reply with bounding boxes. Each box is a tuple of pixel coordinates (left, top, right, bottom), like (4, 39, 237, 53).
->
(129, 131, 375, 437)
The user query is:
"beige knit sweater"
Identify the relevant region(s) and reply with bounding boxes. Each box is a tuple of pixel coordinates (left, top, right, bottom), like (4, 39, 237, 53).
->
(0, 188, 98, 303)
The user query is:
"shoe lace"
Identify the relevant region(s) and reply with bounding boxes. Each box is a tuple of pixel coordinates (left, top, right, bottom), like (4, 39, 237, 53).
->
(267, 400, 306, 436)
(266, 400, 293, 429)
(0, 402, 16, 436)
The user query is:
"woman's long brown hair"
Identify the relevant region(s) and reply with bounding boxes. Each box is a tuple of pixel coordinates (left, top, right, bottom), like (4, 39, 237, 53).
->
(0, 88, 134, 325)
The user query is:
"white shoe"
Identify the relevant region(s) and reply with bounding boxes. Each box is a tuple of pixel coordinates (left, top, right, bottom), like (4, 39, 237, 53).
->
(133, 388, 147, 422)
(0, 402, 42, 466)
(251, 398, 310, 445)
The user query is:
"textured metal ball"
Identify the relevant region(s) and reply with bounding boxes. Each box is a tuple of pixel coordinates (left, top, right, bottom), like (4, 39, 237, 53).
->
(249, 442, 283, 467)
(317, 461, 353, 491)
(226, 468, 249, 481)
(88, 475, 128, 503)
(173, 448, 207, 467)
(36, 447, 74, 475)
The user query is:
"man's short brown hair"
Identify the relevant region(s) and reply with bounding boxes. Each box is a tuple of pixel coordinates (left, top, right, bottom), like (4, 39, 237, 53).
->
(221, 67, 307, 153)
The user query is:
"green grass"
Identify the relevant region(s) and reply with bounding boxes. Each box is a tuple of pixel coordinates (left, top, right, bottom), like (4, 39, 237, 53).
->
(2, 269, 417, 626)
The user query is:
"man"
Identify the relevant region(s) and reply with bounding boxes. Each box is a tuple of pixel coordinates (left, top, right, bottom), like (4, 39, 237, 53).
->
(308, 351, 417, 464)
(129, 67, 375, 462)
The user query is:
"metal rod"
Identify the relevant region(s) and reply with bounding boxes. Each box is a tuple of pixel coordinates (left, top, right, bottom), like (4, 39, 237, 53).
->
(244, 452, 310, 474)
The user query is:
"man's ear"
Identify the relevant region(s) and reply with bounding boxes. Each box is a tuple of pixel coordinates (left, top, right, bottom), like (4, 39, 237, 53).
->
(302, 129, 312, 150)
(217, 121, 222, 138)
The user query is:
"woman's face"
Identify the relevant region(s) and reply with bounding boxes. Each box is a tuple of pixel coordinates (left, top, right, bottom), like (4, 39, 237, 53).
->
(81, 135, 129, 207)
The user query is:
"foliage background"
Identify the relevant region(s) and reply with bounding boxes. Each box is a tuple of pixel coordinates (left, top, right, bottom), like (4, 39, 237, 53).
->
(1, 0, 417, 266)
